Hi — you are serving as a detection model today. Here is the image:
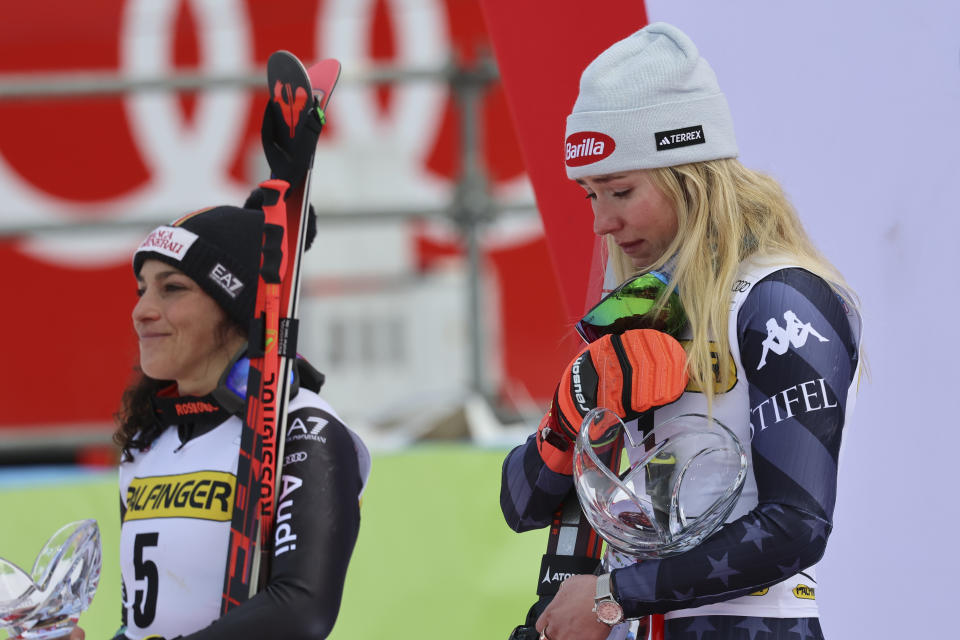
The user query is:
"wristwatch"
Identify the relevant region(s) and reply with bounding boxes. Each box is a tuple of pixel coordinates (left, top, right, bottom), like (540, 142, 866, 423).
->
(593, 573, 624, 625)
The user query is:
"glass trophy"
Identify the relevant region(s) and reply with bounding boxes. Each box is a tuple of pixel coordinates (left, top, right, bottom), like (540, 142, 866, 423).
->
(573, 408, 747, 558)
(0, 519, 100, 639)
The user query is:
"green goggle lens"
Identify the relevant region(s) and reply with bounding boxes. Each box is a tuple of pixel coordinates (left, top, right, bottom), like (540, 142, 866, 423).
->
(575, 271, 686, 343)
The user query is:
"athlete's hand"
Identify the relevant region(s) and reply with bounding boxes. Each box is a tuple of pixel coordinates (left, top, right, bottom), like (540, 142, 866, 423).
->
(535, 575, 609, 640)
(261, 96, 323, 187)
(536, 329, 688, 474)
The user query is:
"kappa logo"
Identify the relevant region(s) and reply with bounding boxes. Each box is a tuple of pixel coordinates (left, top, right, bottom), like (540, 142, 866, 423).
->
(287, 415, 329, 443)
(540, 566, 574, 585)
(209, 263, 244, 298)
(655, 125, 706, 151)
(565, 131, 615, 166)
(758, 311, 829, 369)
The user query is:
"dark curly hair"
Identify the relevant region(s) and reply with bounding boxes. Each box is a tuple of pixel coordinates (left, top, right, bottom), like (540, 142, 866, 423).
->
(113, 372, 171, 462)
(114, 316, 246, 462)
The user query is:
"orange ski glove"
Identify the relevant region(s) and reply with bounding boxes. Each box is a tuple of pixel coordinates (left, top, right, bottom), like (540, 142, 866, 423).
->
(536, 329, 689, 474)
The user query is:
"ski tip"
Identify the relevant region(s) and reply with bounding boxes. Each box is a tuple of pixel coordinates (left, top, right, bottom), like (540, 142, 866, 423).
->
(307, 59, 342, 110)
(267, 50, 309, 82)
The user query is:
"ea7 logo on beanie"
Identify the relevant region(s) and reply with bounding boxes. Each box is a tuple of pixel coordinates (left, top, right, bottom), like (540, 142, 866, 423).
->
(565, 131, 615, 167)
(209, 263, 244, 298)
(655, 125, 706, 151)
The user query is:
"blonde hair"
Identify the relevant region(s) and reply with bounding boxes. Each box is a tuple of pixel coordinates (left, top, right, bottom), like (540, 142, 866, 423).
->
(607, 158, 858, 410)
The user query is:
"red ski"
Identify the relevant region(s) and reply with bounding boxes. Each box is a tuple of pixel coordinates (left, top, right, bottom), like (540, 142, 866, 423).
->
(221, 52, 341, 613)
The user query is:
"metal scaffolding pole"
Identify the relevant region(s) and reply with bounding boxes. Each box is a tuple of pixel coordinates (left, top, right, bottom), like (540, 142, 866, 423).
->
(448, 55, 499, 399)
(0, 65, 454, 100)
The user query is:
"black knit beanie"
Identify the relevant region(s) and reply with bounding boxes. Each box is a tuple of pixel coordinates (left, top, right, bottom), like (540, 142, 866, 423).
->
(132, 206, 264, 330)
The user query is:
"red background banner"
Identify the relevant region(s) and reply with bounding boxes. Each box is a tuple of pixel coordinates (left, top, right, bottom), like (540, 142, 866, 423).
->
(2, 0, 631, 432)
(478, 0, 648, 319)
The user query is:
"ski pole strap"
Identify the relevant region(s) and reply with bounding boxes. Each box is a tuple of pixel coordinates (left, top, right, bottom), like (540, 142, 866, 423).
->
(258, 180, 287, 283)
(260, 223, 284, 283)
(247, 316, 266, 357)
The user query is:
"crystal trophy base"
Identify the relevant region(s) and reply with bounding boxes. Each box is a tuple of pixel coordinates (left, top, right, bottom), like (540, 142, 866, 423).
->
(574, 408, 747, 558)
(0, 519, 101, 639)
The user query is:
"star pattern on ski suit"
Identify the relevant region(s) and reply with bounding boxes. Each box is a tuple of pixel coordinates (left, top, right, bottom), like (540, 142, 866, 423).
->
(681, 616, 716, 640)
(765, 503, 785, 516)
(672, 586, 696, 601)
(735, 617, 773, 640)
(740, 520, 775, 551)
(706, 553, 739, 587)
(788, 617, 815, 639)
(802, 516, 827, 543)
(776, 558, 801, 577)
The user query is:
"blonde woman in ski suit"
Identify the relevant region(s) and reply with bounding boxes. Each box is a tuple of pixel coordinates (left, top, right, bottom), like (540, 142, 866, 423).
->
(501, 22, 863, 640)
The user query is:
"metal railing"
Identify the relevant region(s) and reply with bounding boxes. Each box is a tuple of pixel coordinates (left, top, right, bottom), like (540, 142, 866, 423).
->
(0, 57, 538, 403)
(0, 63, 466, 99)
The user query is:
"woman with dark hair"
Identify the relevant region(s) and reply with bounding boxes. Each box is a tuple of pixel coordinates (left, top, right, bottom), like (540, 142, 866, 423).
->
(98, 204, 369, 640)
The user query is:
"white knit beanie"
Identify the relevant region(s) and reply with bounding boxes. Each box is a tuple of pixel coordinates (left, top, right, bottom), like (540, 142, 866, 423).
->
(565, 22, 737, 179)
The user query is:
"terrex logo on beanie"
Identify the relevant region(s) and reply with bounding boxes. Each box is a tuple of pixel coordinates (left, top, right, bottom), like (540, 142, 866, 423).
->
(565, 131, 615, 167)
(655, 125, 706, 151)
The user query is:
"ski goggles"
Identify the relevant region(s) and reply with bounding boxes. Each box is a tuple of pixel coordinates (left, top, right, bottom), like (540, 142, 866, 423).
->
(212, 347, 297, 416)
(575, 271, 687, 344)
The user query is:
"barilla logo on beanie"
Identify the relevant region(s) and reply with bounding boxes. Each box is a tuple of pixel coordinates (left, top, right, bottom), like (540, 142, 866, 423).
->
(565, 131, 615, 167)
(136, 226, 198, 263)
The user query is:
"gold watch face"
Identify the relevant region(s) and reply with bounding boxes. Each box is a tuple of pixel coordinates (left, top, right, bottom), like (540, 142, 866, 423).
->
(596, 600, 623, 625)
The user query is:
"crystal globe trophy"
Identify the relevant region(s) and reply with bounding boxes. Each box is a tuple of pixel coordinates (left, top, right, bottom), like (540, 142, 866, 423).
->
(574, 408, 747, 558)
(0, 519, 101, 639)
